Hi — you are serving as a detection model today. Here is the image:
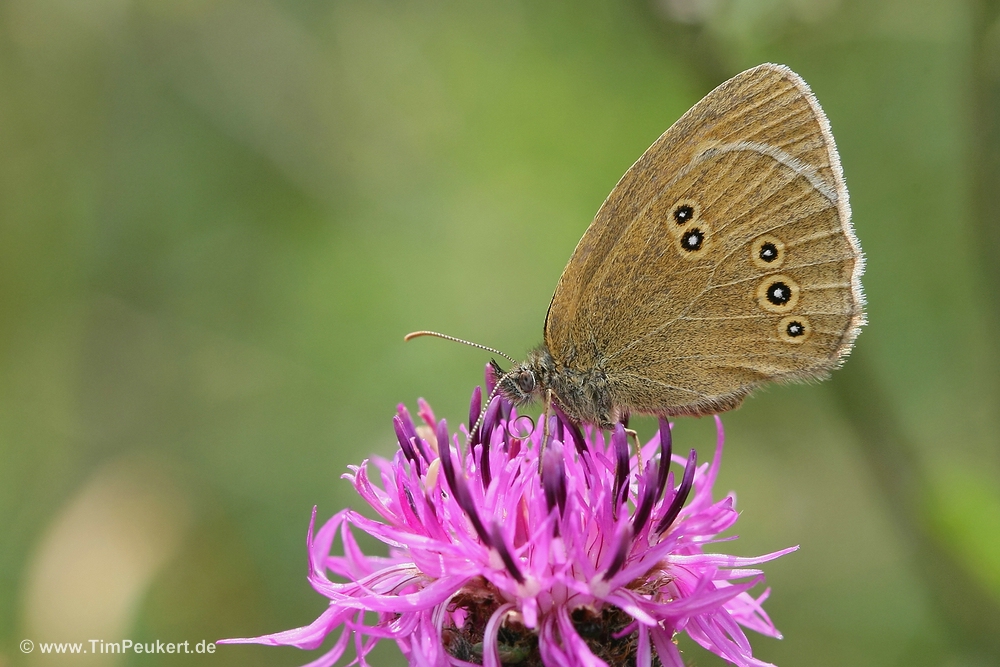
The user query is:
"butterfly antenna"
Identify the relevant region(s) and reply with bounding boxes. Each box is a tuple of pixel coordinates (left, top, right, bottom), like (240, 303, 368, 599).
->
(470, 368, 540, 445)
(470, 370, 511, 437)
(404, 330, 517, 364)
(405, 331, 522, 441)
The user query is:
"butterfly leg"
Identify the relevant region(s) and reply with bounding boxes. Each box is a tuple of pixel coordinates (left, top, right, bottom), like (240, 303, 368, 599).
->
(538, 389, 554, 472)
(625, 428, 643, 473)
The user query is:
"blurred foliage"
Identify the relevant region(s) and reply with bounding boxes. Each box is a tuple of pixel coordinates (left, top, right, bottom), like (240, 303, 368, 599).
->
(1, 0, 999, 666)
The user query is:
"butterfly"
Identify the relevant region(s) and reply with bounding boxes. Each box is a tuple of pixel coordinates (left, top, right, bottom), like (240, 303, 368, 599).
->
(413, 64, 864, 429)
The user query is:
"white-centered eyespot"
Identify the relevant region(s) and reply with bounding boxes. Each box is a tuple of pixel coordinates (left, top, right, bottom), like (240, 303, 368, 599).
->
(756, 274, 800, 313)
(778, 315, 811, 343)
(751, 234, 786, 269)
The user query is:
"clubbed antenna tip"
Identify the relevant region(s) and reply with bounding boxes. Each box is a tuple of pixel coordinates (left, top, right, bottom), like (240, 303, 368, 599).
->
(404, 330, 517, 364)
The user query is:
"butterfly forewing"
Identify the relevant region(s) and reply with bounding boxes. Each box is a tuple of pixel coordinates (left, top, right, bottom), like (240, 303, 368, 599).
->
(543, 64, 864, 417)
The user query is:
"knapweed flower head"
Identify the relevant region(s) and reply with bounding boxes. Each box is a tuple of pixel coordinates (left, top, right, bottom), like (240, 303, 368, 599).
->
(222, 370, 795, 666)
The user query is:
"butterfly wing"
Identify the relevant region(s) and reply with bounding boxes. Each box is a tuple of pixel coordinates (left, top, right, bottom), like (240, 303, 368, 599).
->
(543, 64, 864, 417)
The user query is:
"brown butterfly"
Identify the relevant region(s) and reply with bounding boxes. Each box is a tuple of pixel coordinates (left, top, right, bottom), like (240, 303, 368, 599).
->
(411, 64, 864, 428)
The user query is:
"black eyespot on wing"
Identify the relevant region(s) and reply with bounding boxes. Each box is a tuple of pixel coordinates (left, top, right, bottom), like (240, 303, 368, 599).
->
(673, 205, 694, 224)
(766, 281, 791, 306)
(751, 235, 785, 269)
(759, 242, 778, 262)
(778, 315, 810, 343)
(757, 274, 799, 313)
(681, 228, 704, 251)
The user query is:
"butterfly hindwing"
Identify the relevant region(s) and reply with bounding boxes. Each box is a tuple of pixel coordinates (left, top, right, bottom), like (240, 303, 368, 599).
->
(543, 64, 864, 417)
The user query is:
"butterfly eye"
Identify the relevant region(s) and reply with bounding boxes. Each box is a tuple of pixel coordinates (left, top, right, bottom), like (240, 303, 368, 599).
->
(516, 371, 536, 394)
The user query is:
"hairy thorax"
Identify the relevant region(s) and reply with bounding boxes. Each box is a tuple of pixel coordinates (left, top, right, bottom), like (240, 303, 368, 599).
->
(498, 345, 617, 428)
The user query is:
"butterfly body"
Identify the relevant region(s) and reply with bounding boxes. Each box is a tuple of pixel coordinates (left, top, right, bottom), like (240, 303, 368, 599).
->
(496, 347, 617, 427)
(497, 64, 865, 427)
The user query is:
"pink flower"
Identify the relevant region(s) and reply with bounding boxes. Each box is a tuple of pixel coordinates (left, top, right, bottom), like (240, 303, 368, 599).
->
(221, 370, 795, 666)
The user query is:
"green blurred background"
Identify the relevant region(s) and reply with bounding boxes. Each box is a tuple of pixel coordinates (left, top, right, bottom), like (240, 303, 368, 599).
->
(2, 0, 1000, 665)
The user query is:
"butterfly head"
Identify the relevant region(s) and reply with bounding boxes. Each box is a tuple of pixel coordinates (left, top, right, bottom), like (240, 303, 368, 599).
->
(491, 347, 554, 407)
